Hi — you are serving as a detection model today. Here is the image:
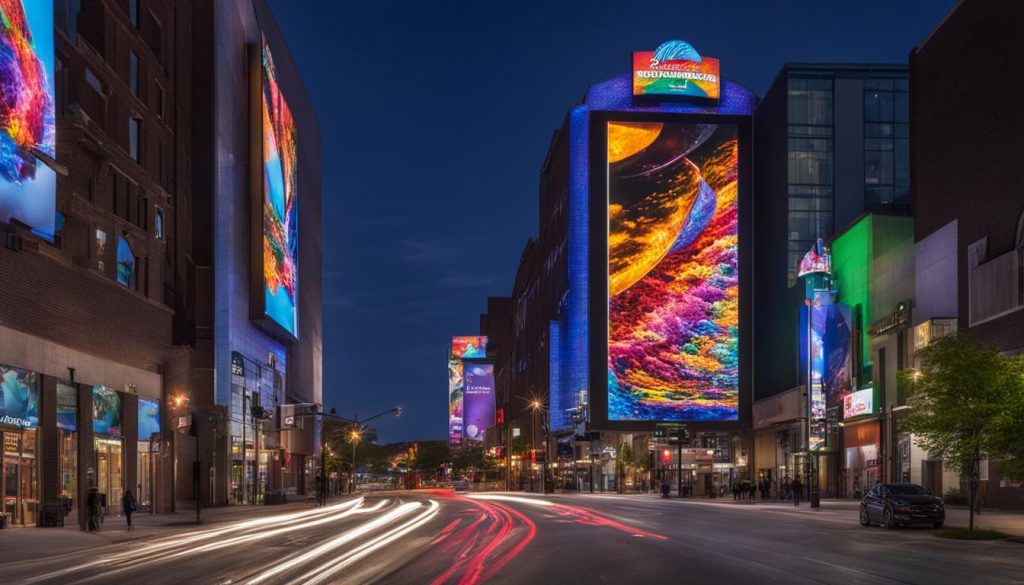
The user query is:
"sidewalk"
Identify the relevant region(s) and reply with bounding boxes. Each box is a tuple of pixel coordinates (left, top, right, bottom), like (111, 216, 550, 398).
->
(0, 498, 337, 564)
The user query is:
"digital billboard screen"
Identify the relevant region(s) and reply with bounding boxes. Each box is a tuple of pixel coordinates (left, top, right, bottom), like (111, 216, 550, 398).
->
(92, 385, 121, 436)
(604, 119, 739, 422)
(138, 396, 160, 439)
(0, 363, 39, 429)
(463, 364, 495, 441)
(451, 336, 487, 359)
(632, 40, 720, 102)
(56, 380, 76, 431)
(258, 40, 298, 338)
(0, 0, 57, 239)
(447, 360, 463, 445)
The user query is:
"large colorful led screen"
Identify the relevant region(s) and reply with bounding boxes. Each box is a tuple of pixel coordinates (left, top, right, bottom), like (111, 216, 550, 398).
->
(451, 336, 487, 359)
(0, 363, 39, 429)
(0, 0, 57, 239)
(606, 120, 739, 421)
(261, 41, 298, 337)
(447, 360, 463, 445)
(463, 364, 494, 442)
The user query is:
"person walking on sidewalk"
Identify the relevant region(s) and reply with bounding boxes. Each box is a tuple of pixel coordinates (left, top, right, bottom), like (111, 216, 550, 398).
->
(86, 487, 101, 531)
(122, 490, 138, 530)
(791, 476, 803, 506)
(315, 474, 326, 507)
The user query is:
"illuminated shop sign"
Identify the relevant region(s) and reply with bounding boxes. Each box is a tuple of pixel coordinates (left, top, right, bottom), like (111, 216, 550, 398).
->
(798, 239, 831, 277)
(843, 388, 875, 420)
(632, 40, 720, 102)
(0, 364, 39, 429)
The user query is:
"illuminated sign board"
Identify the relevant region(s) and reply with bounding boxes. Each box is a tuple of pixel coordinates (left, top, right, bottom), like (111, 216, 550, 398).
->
(451, 336, 487, 359)
(249, 39, 298, 340)
(0, 0, 57, 239)
(797, 239, 831, 277)
(0, 364, 39, 429)
(92, 386, 122, 436)
(604, 119, 739, 422)
(463, 364, 495, 441)
(843, 388, 875, 420)
(448, 360, 463, 445)
(632, 40, 720, 102)
(138, 396, 161, 439)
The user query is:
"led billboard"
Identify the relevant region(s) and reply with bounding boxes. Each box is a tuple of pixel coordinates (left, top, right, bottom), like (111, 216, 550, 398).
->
(603, 119, 739, 422)
(92, 385, 121, 436)
(138, 396, 160, 439)
(0, 363, 39, 429)
(451, 336, 487, 359)
(447, 360, 463, 445)
(463, 364, 495, 441)
(250, 39, 298, 339)
(843, 388, 875, 420)
(0, 0, 57, 239)
(632, 40, 720, 102)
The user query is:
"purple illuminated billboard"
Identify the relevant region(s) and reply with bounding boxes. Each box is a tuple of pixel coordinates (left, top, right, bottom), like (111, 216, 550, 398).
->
(462, 364, 495, 442)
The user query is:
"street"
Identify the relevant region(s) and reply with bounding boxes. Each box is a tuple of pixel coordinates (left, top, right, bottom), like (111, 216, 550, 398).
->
(1, 492, 1020, 585)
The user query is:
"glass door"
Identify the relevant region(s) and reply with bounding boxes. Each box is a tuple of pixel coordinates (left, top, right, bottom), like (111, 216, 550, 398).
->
(94, 438, 124, 516)
(2, 430, 39, 525)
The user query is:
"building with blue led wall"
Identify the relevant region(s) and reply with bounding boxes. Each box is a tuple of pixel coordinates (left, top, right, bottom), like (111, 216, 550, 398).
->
(512, 41, 756, 494)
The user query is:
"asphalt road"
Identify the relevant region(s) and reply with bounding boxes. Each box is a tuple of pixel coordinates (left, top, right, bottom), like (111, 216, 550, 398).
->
(2, 491, 1020, 584)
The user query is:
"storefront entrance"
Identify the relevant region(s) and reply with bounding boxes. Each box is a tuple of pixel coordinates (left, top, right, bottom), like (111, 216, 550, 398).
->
(138, 441, 156, 512)
(94, 438, 123, 516)
(2, 429, 39, 526)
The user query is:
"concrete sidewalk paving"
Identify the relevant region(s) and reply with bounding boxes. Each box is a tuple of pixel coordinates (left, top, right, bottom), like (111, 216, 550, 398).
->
(0, 497, 337, 564)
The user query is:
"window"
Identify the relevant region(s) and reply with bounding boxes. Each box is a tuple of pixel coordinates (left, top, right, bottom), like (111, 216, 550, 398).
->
(117, 236, 137, 289)
(95, 229, 108, 272)
(85, 68, 104, 95)
(55, 0, 81, 43)
(129, 0, 139, 27)
(129, 51, 139, 96)
(155, 84, 165, 119)
(863, 78, 909, 212)
(136, 195, 148, 231)
(155, 208, 164, 240)
(129, 117, 142, 162)
(55, 57, 68, 114)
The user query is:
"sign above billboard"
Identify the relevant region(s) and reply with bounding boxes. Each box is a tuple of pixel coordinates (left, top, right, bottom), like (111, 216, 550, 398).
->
(843, 388, 875, 420)
(451, 336, 487, 359)
(632, 40, 720, 102)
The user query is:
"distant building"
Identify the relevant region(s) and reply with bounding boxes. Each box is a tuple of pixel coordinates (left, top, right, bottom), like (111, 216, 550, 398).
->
(911, 0, 1024, 508)
(754, 63, 910, 399)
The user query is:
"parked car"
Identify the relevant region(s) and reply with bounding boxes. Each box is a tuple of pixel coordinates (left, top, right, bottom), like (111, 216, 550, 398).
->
(452, 480, 470, 492)
(860, 483, 945, 529)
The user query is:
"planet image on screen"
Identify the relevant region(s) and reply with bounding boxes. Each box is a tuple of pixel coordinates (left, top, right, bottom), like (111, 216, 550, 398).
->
(607, 120, 739, 422)
(465, 424, 479, 439)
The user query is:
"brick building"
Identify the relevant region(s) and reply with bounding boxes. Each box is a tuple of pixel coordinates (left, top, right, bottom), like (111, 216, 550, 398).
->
(911, 0, 1024, 508)
(0, 0, 191, 526)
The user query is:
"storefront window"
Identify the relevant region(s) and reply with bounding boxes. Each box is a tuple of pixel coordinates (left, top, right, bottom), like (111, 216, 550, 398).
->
(138, 397, 160, 511)
(92, 387, 123, 515)
(1, 364, 40, 525)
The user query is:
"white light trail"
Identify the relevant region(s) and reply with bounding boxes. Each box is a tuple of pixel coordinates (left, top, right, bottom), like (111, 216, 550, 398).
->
(466, 494, 553, 507)
(24, 499, 365, 584)
(298, 500, 441, 585)
(246, 501, 423, 585)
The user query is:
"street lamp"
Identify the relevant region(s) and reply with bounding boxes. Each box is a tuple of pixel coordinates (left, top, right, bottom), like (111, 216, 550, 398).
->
(170, 394, 201, 524)
(318, 406, 401, 498)
(349, 428, 362, 494)
(529, 397, 548, 493)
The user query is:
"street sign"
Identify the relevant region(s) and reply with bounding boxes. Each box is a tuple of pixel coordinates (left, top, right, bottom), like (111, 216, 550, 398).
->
(177, 414, 192, 432)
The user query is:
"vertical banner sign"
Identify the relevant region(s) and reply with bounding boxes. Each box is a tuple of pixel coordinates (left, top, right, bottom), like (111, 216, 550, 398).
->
(462, 364, 495, 441)
(0, 0, 57, 239)
(447, 360, 463, 445)
(808, 290, 831, 451)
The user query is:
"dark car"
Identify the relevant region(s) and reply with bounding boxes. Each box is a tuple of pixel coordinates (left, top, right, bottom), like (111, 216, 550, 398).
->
(860, 483, 945, 529)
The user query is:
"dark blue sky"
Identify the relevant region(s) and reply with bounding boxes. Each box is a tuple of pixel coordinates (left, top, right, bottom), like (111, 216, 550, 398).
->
(267, 0, 954, 443)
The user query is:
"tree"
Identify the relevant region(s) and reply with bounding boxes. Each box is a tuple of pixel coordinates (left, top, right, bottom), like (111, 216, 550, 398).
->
(899, 333, 1019, 530)
(616, 442, 633, 494)
(412, 440, 451, 476)
(988, 355, 1024, 486)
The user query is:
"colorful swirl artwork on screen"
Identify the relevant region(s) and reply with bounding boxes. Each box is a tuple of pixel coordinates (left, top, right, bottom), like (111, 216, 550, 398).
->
(0, 0, 57, 239)
(606, 120, 738, 421)
(451, 336, 488, 359)
(261, 41, 298, 337)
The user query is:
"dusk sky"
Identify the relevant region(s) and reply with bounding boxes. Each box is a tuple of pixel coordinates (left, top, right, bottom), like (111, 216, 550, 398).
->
(267, 0, 955, 443)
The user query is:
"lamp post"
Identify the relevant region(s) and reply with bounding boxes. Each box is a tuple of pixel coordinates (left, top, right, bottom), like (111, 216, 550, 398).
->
(171, 395, 201, 524)
(349, 428, 362, 495)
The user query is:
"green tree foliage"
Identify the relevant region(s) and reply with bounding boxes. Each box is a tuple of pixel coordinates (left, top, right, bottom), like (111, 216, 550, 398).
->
(412, 440, 451, 472)
(899, 333, 1023, 529)
(989, 355, 1024, 484)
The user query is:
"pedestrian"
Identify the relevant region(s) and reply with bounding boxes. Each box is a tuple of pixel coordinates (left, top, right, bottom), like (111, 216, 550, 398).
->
(782, 477, 791, 501)
(791, 476, 803, 506)
(122, 489, 138, 530)
(732, 483, 740, 501)
(315, 474, 326, 506)
(661, 479, 670, 498)
(749, 483, 757, 501)
(86, 487, 101, 531)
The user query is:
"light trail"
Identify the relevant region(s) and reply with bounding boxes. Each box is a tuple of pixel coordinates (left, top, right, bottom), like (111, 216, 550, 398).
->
(23, 499, 365, 584)
(245, 501, 424, 585)
(465, 494, 553, 507)
(296, 500, 441, 585)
